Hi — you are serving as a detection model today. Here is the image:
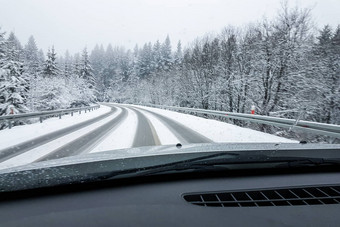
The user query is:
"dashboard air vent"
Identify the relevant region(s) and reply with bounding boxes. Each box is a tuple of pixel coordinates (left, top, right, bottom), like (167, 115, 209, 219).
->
(183, 185, 340, 207)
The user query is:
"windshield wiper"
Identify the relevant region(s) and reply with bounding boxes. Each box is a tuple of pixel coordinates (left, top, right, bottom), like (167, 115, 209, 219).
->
(93, 152, 340, 181)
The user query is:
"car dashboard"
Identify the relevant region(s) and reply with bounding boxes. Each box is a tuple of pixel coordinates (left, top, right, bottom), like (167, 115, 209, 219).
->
(0, 169, 340, 226)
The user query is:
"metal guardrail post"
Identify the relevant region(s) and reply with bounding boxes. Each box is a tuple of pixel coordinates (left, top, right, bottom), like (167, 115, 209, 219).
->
(8, 120, 12, 129)
(39, 117, 43, 123)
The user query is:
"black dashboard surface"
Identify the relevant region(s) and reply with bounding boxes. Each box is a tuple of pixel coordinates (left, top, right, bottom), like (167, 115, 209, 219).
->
(1, 171, 340, 227)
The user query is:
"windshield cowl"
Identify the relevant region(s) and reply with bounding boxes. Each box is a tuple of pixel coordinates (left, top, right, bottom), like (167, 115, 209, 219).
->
(0, 142, 339, 193)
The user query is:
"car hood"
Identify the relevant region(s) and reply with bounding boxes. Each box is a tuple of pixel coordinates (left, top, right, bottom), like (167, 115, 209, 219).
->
(0, 142, 339, 192)
(0, 142, 333, 172)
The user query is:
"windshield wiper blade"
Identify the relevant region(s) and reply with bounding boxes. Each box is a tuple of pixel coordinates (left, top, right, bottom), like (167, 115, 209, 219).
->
(93, 151, 241, 181)
(274, 157, 340, 168)
(127, 157, 340, 178)
(93, 152, 340, 182)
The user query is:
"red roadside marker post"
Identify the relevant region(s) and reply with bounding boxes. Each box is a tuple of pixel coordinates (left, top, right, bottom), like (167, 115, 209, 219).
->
(251, 105, 255, 115)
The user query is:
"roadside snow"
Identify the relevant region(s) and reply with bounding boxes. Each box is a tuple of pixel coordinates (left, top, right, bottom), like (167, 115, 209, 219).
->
(130, 105, 296, 143)
(0, 107, 122, 170)
(0, 105, 111, 150)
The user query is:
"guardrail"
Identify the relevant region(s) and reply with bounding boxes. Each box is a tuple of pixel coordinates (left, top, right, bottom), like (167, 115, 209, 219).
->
(142, 104, 340, 139)
(0, 105, 100, 129)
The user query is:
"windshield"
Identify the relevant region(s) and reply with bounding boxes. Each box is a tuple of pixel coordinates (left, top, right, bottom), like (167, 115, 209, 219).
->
(0, 0, 339, 180)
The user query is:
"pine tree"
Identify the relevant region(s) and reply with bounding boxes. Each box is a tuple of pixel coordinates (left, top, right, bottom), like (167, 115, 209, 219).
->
(137, 43, 153, 79)
(43, 46, 59, 77)
(23, 36, 41, 111)
(38, 49, 45, 64)
(0, 31, 28, 127)
(24, 36, 40, 76)
(63, 50, 72, 77)
(152, 40, 162, 71)
(174, 40, 183, 65)
(0, 28, 8, 115)
(160, 35, 172, 71)
(7, 32, 23, 61)
(318, 25, 333, 45)
(102, 44, 117, 87)
(80, 48, 96, 102)
(80, 48, 96, 89)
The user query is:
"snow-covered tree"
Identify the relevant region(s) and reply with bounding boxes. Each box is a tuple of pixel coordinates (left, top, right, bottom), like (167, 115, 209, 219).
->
(0, 31, 28, 128)
(80, 48, 95, 88)
(7, 32, 23, 61)
(80, 48, 96, 101)
(24, 36, 40, 74)
(160, 35, 172, 71)
(137, 43, 153, 79)
(43, 46, 59, 77)
(174, 40, 183, 65)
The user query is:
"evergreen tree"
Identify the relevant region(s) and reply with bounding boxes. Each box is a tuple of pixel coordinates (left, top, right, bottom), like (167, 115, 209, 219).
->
(38, 49, 45, 64)
(0, 31, 28, 127)
(63, 50, 72, 78)
(137, 43, 153, 79)
(43, 46, 59, 77)
(7, 32, 23, 61)
(317, 25, 333, 45)
(24, 35, 40, 75)
(102, 44, 117, 87)
(72, 53, 81, 77)
(160, 35, 172, 71)
(0, 28, 8, 115)
(80, 48, 96, 89)
(80, 48, 96, 102)
(152, 40, 162, 71)
(174, 40, 183, 65)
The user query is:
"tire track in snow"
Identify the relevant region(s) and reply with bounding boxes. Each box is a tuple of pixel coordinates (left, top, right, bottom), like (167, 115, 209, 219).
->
(128, 106, 161, 147)
(89, 106, 138, 153)
(0, 106, 117, 163)
(131, 106, 212, 144)
(36, 106, 128, 162)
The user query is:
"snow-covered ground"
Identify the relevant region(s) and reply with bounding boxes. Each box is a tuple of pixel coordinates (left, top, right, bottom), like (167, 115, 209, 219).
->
(129, 104, 295, 143)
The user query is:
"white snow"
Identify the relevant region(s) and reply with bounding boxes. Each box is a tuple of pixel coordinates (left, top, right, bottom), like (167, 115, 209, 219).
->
(89, 107, 138, 153)
(0, 107, 122, 170)
(130, 104, 296, 143)
(0, 105, 111, 150)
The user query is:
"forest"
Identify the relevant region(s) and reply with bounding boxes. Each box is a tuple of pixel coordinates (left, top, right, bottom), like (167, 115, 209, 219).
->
(0, 3, 339, 133)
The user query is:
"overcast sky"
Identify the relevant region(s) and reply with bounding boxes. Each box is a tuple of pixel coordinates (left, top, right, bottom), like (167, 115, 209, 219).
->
(0, 0, 339, 55)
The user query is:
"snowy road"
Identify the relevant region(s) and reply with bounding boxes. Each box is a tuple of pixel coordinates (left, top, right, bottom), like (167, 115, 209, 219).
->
(0, 103, 295, 170)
